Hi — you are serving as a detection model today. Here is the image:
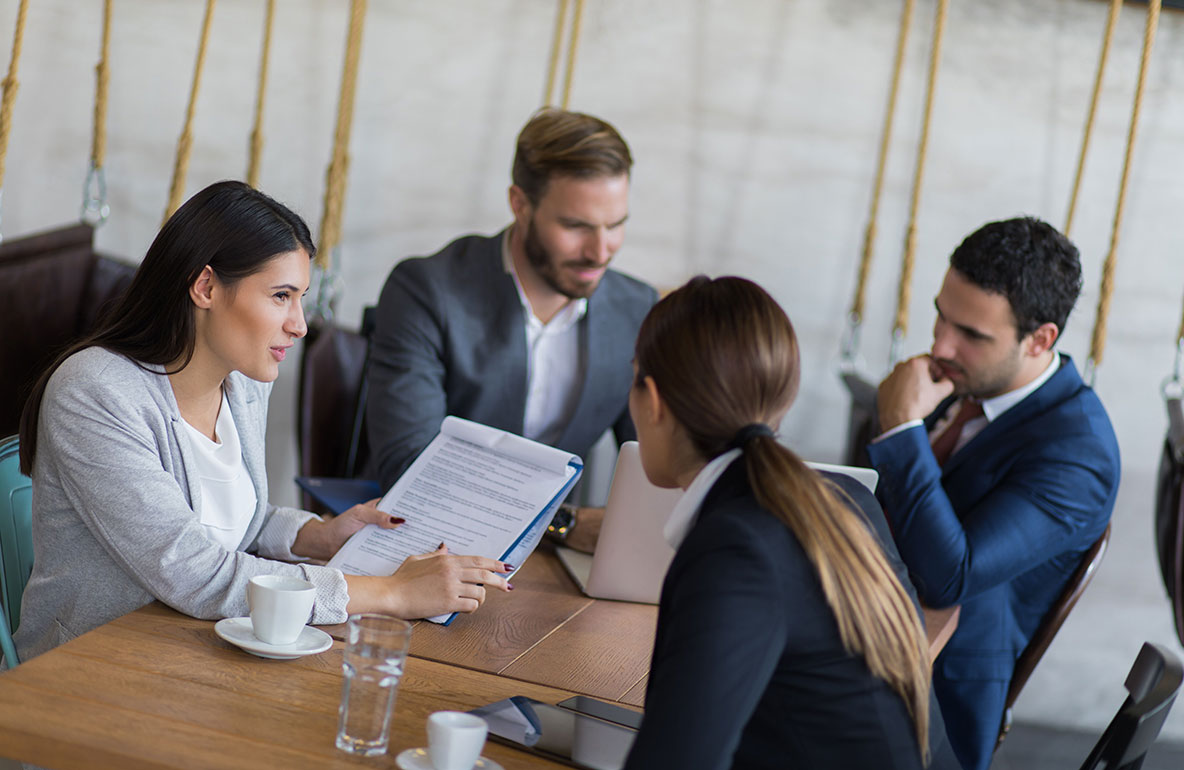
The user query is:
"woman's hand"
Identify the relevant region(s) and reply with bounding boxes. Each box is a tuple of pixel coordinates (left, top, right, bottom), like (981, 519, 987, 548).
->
(343, 545, 514, 619)
(291, 500, 403, 561)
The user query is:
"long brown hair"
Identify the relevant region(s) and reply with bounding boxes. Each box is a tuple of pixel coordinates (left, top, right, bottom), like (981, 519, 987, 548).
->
(635, 275, 931, 760)
(19, 181, 315, 475)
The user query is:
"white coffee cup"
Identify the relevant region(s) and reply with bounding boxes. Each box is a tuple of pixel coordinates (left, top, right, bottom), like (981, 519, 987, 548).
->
(246, 574, 315, 645)
(427, 711, 488, 770)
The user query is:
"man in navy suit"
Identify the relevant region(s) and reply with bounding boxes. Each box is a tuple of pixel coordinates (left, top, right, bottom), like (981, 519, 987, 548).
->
(367, 109, 657, 552)
(868, 217, 1120, 770)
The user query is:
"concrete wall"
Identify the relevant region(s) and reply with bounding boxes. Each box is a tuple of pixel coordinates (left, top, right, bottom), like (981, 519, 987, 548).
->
(4, 0, 1184, 739)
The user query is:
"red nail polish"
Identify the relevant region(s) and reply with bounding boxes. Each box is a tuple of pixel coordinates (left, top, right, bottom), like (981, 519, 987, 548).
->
(503, 563, 516, 572)
(507, 583, 515, 591)
(389, 516, 405, 525)
(438, 542, 446, 549)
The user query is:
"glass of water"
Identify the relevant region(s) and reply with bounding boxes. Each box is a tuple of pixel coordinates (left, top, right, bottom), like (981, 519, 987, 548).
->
(335, 614, 413, 756)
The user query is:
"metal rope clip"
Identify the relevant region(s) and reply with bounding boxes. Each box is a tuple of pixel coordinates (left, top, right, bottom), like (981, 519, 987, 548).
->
(80, 162, 110, 226)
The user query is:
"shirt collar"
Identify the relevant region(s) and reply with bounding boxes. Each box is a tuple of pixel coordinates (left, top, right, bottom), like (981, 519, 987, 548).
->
(501, 226, 588, 330)
(980, 350, 1060, 422)
(663, 449, 742, 549)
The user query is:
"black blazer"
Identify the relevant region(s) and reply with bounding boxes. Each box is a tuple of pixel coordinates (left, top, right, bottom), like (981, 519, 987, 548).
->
(624, 461, 958, 770)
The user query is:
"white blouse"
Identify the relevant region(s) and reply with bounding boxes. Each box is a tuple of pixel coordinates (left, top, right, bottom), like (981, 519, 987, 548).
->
(181, 393, 258, 550)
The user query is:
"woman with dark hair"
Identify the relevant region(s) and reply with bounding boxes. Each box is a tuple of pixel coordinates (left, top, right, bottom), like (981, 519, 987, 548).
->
(13, 181, 509, 662)
(622, 276, 955, 769)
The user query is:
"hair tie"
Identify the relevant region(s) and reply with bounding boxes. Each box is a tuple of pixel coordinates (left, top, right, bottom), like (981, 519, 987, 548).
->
(728, 423, 774, 450)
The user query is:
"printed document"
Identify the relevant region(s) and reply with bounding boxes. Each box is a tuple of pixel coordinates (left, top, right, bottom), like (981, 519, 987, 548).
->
(327, 416, 582, 623)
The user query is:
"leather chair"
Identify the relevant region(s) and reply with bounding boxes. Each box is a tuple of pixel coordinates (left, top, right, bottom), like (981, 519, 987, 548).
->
(296, 309, 375, 513)
(0, 223, 135, 438)
(0, 435, 32, 667)
(1079, 641, 1182, 770)
(996, 525, 1112, 746)
(841, 370, 878, 468)
(1154, 389, 1184, 646)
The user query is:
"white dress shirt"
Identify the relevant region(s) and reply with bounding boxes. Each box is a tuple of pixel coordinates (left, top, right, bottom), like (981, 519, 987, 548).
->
(664, 449, 743, 549)
(181, 392, 258, 550)
(502, 229, 588, 446)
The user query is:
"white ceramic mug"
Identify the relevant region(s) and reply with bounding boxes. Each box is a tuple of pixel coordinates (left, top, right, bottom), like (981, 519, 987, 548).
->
(246, 574, 316, 645)
(427, 711, 488, 770)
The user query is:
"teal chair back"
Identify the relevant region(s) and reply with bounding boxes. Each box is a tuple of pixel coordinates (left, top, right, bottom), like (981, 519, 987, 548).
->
(0, 435, 32, 666)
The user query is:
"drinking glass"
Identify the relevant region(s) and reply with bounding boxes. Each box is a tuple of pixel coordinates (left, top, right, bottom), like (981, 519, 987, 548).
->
(335, 614, 413, 756)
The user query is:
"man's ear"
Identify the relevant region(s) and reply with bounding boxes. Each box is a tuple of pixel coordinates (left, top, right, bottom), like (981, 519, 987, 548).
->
(189, 265, 216, 309)
(508, 185, 532, 226)
(1025, 321, 1059, 357)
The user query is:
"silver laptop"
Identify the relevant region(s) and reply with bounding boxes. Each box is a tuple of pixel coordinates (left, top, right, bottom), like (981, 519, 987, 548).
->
(555, 442, 682, 604)
(804, 461, 879, 494)
(555, 446, 879, 605)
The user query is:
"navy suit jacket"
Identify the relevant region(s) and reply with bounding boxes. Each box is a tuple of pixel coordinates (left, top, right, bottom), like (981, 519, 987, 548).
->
(625, 461, 959, 770)
(868, 355, 1120, 770)
(367, 231, 657, 487)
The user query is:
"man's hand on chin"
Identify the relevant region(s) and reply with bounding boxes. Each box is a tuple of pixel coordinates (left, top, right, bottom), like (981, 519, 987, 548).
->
(877, 354, 956, 433)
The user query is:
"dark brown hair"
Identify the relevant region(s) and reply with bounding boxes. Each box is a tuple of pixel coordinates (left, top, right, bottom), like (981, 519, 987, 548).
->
(634, 275, 931, 761)
(19, 181, 314, 474)
(511, 108, 632, 205)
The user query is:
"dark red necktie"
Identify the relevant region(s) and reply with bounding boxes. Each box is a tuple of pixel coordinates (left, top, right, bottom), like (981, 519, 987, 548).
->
(930, 399, 984, 466)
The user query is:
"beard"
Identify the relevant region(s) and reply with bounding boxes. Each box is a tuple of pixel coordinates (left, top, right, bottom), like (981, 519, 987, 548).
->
(523, 218, 604, 300)
(936, 350, 1024, 400)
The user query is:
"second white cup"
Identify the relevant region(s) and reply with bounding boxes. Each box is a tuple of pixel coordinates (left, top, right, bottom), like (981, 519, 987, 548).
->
(246, 574, 315, 645)
(427, 711, 488, 770)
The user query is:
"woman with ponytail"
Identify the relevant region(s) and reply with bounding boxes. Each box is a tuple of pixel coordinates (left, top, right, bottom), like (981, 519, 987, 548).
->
(622, 276, 955, 769)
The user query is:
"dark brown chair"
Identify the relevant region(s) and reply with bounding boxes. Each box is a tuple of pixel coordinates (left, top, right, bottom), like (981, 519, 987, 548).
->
(840, 370, 878, 468)
(296, 309, 375, 513)
(996, 524, 1112, 746)
(1154, 389, 1184, 646)
(0, 223, 135, 438)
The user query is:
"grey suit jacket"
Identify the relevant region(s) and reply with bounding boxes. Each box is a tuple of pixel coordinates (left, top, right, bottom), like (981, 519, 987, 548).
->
(13, 347, 350, 662)
(367, 230, 658, 488)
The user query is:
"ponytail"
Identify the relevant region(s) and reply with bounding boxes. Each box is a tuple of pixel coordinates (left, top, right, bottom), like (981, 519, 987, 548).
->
(635, 275, 932, 763)
(741, 433, 931, 760)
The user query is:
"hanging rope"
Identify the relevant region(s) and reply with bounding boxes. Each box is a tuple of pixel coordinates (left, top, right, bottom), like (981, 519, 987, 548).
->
(1064, 0, 1121, 237)
(82, 0, 113, 225)
(843, 0, 916, 366)
(0, 0, 30, 243)
(163, 0, 217, 225)
(890, 0, 948, 363)
(1087, 0, 1160, 378)
(306, 0, 366, 325)
(543, 0, 570, 106)
(246, 0, 275, 189)
(560, 0, 585, 109)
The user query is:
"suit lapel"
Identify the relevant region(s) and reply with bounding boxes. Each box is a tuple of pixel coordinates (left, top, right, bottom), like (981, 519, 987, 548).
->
(941, 355, 1083, 477)
(555, 286, 610, 451)
(484, 231, 529, 432)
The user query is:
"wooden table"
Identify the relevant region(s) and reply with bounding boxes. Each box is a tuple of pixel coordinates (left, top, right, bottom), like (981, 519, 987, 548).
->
(329, 547, 958, 708)
(0, 605, 577, 770)
(0, 549, 959, 769)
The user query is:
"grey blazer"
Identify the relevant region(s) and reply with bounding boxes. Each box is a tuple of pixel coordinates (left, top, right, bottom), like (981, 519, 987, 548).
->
(13, 348, 350, 662)
(367, 230, 659, 487)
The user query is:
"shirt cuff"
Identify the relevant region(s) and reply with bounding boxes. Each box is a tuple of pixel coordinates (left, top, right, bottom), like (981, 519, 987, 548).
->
(255, 505, 321, 562)
(872, 419, 925, 443)
(301, 563, 351, 624)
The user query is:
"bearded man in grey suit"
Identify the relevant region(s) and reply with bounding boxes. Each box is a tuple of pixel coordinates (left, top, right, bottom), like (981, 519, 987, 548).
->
(367, 108, 657, 552)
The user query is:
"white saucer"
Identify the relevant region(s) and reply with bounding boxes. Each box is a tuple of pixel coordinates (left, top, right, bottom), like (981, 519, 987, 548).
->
(395, 747, 503, 770)
(214, 617, 333, 660)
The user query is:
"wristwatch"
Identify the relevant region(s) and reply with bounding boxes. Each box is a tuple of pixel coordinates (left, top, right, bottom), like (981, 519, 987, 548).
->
(547, 503, 579, 543)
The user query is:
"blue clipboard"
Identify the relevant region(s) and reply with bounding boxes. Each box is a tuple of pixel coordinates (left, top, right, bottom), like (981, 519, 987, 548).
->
(295, 476, 384, 515)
